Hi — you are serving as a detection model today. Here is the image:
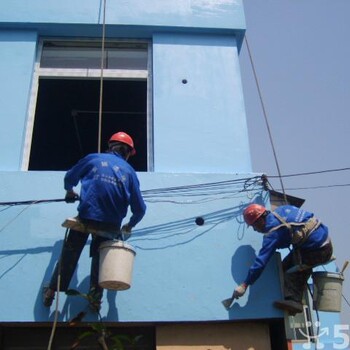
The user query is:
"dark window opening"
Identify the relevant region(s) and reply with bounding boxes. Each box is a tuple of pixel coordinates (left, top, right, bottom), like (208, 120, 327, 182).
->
(29, 78, 147, 171)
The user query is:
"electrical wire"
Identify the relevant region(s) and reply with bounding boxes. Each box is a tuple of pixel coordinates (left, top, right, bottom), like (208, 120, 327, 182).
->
(268, 167, 350, 178)
(0, 198, 66, 206)
(0, 204, 35, 233)
(141, 176, 263, 198)
(0, 176, 264, 207)
(275, 183, 350, 191)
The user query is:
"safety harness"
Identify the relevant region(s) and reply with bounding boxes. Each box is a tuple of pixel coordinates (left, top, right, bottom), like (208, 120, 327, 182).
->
(267, 212, 321, 247)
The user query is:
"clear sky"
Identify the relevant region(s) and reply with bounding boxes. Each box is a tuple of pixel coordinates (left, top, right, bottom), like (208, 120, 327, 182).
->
(240, 0, 350, 326)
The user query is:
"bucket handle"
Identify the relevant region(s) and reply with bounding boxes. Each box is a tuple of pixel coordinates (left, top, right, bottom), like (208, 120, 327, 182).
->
(340, 260, 349, 275)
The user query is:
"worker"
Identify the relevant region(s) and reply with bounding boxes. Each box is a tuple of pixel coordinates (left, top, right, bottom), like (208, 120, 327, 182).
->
(43, 131, 146, 311)
(232, 203, 333, 315)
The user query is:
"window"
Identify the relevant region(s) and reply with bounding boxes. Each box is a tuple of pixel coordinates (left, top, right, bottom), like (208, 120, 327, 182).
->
(23, 40, 152, 172)
(40, 41, 148, 70)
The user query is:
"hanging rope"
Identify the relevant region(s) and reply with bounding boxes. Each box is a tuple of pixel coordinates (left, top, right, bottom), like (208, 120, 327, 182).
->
(244, 35, 288, 204)
(47, 228, 69, 350)
(98, 0, 107, 153)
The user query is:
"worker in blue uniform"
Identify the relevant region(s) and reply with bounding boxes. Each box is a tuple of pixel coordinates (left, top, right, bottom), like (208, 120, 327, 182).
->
(43, 131, 146, 310)
(232, 204, 333, 315)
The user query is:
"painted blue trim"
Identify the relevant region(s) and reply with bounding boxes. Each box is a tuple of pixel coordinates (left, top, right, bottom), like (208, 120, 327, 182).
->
(0, 23, 245, 51)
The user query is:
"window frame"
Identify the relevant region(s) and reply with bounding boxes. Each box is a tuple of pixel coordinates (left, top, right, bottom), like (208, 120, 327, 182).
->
(22, 38, 153, 171)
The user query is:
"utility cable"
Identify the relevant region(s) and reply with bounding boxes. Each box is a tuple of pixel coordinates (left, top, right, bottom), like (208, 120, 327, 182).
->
(244, 35, 288, 204)
(0, 198, 66, 206)
(0, 177, 263, 207)
(276, 183, 350, 192)
(268, 167, 350, 178)
(0, 203, 35, 233)
(97, 0, 107, 153)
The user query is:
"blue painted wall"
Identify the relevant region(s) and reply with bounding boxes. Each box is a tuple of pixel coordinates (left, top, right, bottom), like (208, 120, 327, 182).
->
(0, 0, 245, 31)
(0, 0, 245, 45)
(0, 0, 249, 173)
(0, 171, 283, 322)
(0, 0, 286, 326)
(0, 30, 37, 170)
(153, 33, 251, 173)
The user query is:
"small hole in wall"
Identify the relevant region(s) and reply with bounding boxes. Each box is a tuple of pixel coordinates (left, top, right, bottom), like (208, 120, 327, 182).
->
(195, 217, 205, 226)
(182, 79, 188, 84)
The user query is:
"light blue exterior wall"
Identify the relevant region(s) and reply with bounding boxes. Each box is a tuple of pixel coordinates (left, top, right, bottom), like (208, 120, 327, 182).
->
(0, 0, 245, 32)
(0, 30, 37, 170)
(0, 171, 283, 322)
(0, 0, 290, 327)
(153, 33, 250, 173)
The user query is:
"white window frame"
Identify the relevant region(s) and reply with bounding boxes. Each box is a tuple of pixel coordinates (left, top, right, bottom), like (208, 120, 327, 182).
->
(22, 38, 153, 171)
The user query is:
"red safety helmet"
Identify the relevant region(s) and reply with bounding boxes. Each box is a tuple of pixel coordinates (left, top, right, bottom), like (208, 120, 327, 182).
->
(243, 204, 267, 225)
(109, 132, 136, 156)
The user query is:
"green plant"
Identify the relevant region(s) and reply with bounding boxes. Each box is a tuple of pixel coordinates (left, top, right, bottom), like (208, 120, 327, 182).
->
(66, 289, 142, 350)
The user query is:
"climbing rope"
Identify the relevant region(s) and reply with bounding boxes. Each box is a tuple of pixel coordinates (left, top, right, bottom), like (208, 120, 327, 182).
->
(98, 0, 107, 153)
(47, 228, 68, 350)
(244, 35, 288, 204)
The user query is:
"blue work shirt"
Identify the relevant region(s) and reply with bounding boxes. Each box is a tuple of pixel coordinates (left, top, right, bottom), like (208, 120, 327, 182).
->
(64, 152, 146, 227)
(244, 205, 329, 285)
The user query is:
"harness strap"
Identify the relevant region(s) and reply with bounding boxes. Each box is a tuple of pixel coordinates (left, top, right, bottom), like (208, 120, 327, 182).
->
(268, 212, 321, 247)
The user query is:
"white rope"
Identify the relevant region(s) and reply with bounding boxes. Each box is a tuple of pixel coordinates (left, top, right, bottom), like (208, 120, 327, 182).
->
(98, 0, 107, 153)
(47, 229, 68, 350)
(244, 35, 288, 204)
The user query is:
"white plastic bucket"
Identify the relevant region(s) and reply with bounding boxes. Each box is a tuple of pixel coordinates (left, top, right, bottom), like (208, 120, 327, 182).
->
(98, 240, 136, 291)
(312, 271, 344, 312)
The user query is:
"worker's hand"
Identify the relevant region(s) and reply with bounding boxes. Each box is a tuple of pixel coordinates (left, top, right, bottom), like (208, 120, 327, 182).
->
(121, 224, 132, 235)
(233, 283, 248, 299)
(65, 190, 79, 203)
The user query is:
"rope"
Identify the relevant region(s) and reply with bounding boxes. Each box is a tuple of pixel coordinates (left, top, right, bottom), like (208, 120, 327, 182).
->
(47, 228, 69, 350)
(98, 0, 107, 153)
(244, 35, 288, 204)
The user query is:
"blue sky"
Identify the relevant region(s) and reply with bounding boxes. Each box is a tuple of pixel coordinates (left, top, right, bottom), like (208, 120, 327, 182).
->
(240, 0, 350, 325)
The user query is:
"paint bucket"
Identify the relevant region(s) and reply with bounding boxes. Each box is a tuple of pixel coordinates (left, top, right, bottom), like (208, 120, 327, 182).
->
(98, 240, 136, 291)
(312, 271, 344, 312)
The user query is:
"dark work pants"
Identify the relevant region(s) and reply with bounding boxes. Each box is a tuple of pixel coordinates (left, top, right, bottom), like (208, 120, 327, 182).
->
(49, 228, 107, 296)
(282, 241, 333, 302)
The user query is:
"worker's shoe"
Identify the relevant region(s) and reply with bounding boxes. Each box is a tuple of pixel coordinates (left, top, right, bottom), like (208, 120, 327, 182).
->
(274, 299, 303, 315)
(43, 286, 55, 307)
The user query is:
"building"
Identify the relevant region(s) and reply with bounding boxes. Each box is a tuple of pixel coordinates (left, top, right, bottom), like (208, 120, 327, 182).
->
(0, 0, 343, 349)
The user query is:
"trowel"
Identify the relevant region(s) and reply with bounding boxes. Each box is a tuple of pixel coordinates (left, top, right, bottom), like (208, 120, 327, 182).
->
(221, 293, 238, 310)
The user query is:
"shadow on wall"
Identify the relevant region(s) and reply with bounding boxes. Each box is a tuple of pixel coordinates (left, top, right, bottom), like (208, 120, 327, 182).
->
(31, 239, 119, 322)
(0, 246, 53, 279)
(231, 244, 256, 284)
(228, 244, 259, 315)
